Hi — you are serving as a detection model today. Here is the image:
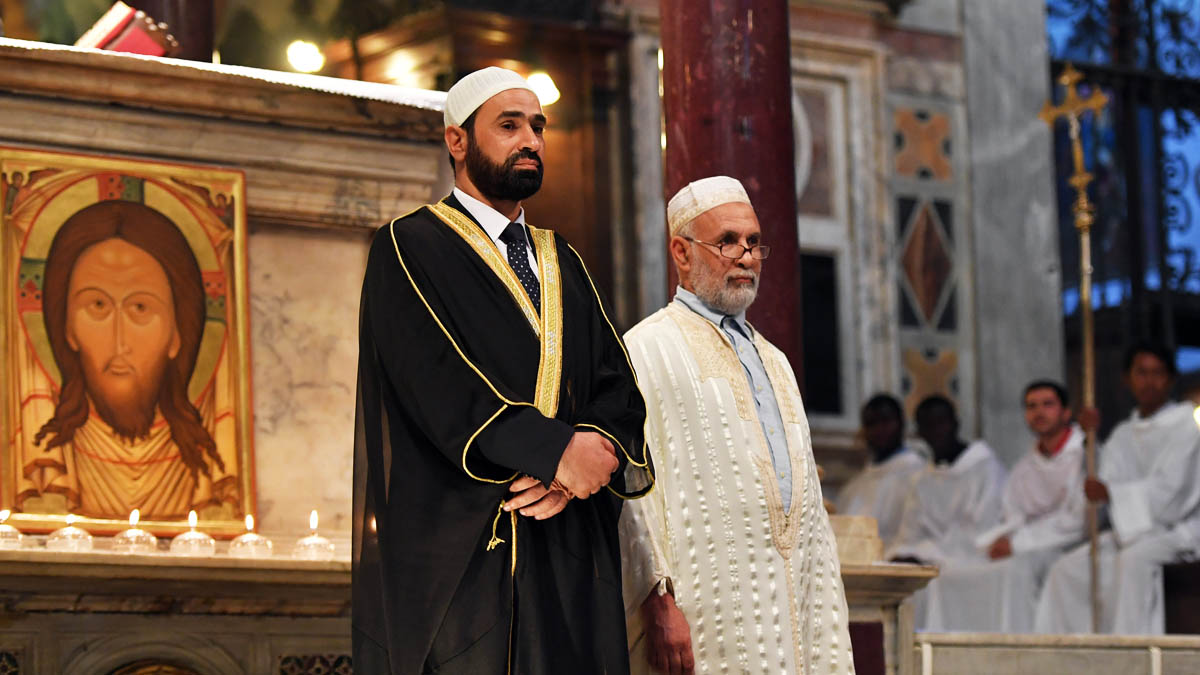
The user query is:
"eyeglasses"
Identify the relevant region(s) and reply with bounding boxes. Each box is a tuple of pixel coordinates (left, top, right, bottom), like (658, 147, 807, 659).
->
(681, 236, 771, 260)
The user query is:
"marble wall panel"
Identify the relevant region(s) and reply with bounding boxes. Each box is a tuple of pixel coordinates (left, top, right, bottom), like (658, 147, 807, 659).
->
(888, 93, 977, 438)
(962, 0, 1063, 467)
(896, 0, 962, 35)
(887, 55, 964, 100)
(248, 224, 372, 543)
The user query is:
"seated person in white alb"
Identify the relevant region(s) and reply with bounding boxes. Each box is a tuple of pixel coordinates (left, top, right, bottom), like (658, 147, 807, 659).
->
(917, 380, 1086, 632)
(886, 395, 1008, 630)
(836, 393, 926, 549)
(1036, 342, 1200, 634)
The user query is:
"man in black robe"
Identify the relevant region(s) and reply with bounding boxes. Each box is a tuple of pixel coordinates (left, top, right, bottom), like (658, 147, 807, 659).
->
(353, 66, 654, 674)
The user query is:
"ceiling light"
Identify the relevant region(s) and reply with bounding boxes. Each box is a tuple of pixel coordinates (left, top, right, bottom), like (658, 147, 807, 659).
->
(528, 71, 561, 106)
(287, 40, 324, 73)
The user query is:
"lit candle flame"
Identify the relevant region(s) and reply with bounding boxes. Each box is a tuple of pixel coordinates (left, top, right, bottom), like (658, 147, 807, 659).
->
(0, 509, 9, 523)
(66, 514, 76, 526)
(129, 509, 140, 528)
(309, 509, 318, 533)
(188, 510, 198, 529)
(245, 514, 255, 532)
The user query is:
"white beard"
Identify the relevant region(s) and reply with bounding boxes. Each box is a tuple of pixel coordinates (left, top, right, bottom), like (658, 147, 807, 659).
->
(690, 262, 758, 315)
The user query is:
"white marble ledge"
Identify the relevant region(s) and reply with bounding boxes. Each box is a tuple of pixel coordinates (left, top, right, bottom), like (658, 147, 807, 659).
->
(840, 561, 938, 603)
(916, 632, 1200, 650)
(0, 548, 348, 580)
(0, 37, 443, 142)
(0, 549, 351, 616)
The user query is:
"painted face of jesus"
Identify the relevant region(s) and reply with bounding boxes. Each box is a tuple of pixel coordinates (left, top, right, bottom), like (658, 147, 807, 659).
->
(65, 238, 181, 440)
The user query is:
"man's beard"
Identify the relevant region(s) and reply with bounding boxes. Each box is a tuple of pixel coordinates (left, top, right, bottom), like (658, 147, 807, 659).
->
(82, 355, 169, 442)
(465, 137, 543, 202)
(691, 260, 759, 316)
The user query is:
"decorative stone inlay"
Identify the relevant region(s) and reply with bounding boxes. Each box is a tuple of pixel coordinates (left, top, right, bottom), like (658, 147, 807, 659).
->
(901, 203, 953, 322)
(0, 652, 17, 675)
(278, 654, 352, 675)
(894, 108, 952, 180)
(901, 347, 958, 419)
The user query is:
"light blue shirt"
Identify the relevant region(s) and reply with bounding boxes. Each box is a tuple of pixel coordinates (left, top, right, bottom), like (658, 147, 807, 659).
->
(675, 286, 792, 511)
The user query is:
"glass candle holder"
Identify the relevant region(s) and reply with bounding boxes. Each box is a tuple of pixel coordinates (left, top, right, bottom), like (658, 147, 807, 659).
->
(229, 514, 273, 559)
(292, 509, 334, 561)
(0, 510, 22, 550)
(47, 514, 93, 552)
(170, 510, 215, 557)
(112, 509, 158, 554)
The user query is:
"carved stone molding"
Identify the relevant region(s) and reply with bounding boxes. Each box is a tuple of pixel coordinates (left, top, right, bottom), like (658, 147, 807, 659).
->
(278, 654, 353, 675)
(790, 0, 915, 16)
(0, 38, 443, 142)
(0, 38, 448, 232)
(0, 95, 444, 231)
(61, 634, 245, 675)
(0, 550, 350, 617)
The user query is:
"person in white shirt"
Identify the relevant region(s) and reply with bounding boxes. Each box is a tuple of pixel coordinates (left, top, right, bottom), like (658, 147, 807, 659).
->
(836, 393, 925, 549)
(887, 395, 1007, 568)
(915, 381, 1087, 632)
(886, 395, 1008, 630)
(1036, 342, 1200, 634)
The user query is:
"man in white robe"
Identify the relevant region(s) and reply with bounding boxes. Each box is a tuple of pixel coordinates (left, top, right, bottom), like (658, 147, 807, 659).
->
(913, 381, 1086, 632)
(837, 394, 926, 549)
(1036, 342, 1200, 634)
(619, 176, 854, 674)
(885, 395, 1008, 630)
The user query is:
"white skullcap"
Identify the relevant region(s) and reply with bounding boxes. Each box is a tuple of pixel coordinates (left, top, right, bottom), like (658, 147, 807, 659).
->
(666, 176, 753, 234)
(444, 67, 536, 128)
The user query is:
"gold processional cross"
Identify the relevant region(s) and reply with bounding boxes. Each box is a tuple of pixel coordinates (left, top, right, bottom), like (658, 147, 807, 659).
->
(1039, 62, 1108, 634)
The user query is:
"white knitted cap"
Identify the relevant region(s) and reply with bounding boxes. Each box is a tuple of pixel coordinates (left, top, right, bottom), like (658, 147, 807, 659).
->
(444, 67, 536, 128)
(666, 176, 752, 234)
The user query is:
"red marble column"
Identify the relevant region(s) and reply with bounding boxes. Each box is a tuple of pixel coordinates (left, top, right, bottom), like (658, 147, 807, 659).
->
(659, 0, 803, 377)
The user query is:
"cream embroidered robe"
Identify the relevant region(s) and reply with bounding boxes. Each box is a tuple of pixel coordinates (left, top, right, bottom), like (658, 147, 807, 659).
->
(619, 302, 854, 675)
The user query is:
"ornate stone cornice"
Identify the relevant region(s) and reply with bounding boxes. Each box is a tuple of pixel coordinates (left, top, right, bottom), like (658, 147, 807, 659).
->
(0, 38, 444, 142)
(0, 550, 350, 616)
(790, 0, 914, 16)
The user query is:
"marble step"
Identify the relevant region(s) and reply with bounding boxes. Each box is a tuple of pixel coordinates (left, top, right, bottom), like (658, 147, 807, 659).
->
(915, 632, 1200, 675)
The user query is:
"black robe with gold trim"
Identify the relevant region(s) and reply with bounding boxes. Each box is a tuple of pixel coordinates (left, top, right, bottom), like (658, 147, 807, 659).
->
(353, 194, 653, 674)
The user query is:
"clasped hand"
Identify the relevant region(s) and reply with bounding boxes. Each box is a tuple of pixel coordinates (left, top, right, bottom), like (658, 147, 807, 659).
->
(503, 431, 618, 521)
(555, 431, 619, 497)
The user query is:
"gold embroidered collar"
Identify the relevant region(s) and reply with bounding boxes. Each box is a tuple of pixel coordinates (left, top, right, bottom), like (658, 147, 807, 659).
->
(426, 200, 563, 418)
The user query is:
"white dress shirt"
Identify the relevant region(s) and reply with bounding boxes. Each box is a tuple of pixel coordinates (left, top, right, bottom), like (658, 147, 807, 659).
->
(453, 187, 539, 280)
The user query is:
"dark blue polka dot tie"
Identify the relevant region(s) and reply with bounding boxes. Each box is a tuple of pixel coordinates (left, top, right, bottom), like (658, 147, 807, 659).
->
(500, 221, 540, 311)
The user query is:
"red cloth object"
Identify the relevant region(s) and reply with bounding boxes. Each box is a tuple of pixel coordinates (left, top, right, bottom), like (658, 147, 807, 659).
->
(106, 23, 168, 56)
(75, 1, 178, 57)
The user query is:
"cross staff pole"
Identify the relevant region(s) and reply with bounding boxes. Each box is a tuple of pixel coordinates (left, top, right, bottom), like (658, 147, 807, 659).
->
(1040, 63, 1109, 634)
